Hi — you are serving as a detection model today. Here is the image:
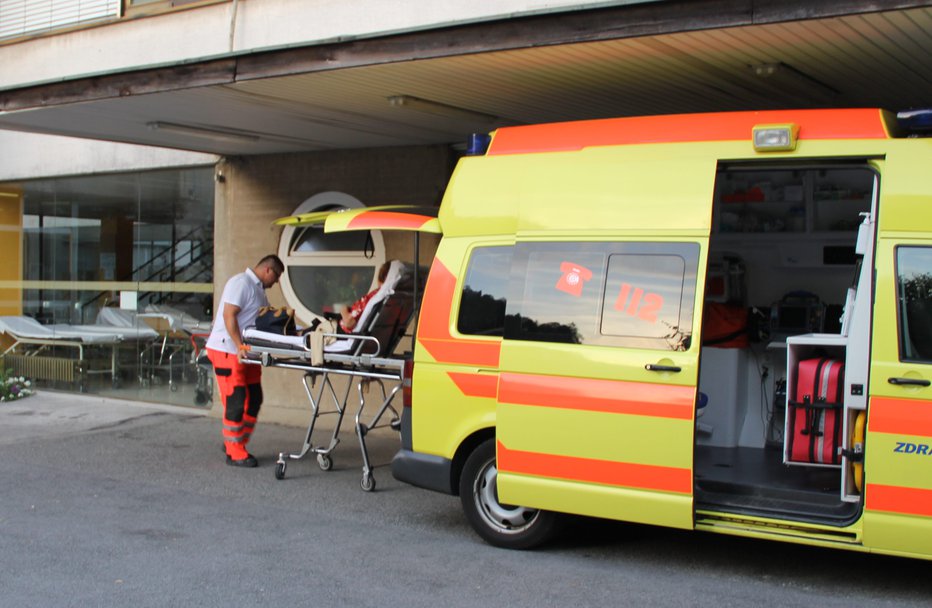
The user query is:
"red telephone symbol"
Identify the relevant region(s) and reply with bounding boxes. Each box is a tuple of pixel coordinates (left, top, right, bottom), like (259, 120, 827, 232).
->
(556, 262, 593, 297)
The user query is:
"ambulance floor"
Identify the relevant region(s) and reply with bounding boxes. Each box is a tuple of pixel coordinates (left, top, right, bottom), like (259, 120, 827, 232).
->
(694, 445, 859, 524)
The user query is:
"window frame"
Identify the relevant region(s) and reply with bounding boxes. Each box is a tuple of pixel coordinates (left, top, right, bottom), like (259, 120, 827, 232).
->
(455, 244, 513, 338)
(277, 192, 385, 325)
(895, 244, 932, 364)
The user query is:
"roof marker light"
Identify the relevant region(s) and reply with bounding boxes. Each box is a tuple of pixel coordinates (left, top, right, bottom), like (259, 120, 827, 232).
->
(752, 123, 799, 152)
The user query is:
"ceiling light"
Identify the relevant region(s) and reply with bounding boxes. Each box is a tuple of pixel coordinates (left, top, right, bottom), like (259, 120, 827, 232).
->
(749, 62, 839, 100)
(146, 121, 261, 143)
(387, 95, 500, 124)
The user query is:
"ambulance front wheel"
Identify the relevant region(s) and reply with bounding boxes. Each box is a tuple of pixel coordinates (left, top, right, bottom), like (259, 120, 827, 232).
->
(459, 439, 561, 550)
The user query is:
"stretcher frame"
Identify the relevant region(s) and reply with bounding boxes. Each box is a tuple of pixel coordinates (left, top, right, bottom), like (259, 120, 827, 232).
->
(242, 331, 406, 492)
(2, 329, 127, 389)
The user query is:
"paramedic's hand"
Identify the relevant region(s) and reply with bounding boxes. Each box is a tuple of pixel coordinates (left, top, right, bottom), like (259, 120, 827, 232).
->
(237, 343, 251, 360)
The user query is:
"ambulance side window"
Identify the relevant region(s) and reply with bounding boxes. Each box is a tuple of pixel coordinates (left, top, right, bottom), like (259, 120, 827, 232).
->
(505, 241, 699, 350)
(457, 246, 513, 337)
(896, 246, 932, 362)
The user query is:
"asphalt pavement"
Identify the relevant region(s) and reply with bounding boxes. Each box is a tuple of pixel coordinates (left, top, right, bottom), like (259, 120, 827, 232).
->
(0, 391, 930, 608)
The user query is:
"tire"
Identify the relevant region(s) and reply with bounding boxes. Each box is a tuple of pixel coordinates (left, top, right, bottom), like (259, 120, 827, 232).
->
(317, 453, 333, 471)
(274, 462, 286, 480)
(459, 439, 560, 550)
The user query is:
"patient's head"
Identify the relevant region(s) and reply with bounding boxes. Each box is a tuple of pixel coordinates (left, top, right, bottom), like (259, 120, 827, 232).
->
(377, 261, 392, 285)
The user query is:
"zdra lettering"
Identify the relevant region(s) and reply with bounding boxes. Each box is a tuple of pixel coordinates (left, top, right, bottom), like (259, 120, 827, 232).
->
(893, 441, 932, 456)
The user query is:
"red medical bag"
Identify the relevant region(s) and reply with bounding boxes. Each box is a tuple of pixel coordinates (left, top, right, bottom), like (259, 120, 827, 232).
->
(787, 357, 845, 465)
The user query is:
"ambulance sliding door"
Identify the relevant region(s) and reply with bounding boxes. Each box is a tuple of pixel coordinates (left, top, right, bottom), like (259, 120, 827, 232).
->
(490, 148, 714, 529)
(495, 239, 703, 529)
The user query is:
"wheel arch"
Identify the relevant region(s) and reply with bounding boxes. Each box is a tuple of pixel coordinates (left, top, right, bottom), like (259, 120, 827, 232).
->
(450, 427, 495, 497)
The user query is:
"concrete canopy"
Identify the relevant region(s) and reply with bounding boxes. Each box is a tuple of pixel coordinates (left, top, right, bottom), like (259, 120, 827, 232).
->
(2, 0, 932, 156)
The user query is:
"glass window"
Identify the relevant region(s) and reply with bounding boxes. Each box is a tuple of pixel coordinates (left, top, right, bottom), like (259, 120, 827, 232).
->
(292, 225, 370, 253)
(602, 254, 687, 342)
(457, 246, 512, 336)
(1, 0, 120, 41)
(896, 246, 932, 362)
(277, 193, 384, 320)
(288, 265, 378, 315)
(505, 241, 699, 351)
(1, 167, 215, 407)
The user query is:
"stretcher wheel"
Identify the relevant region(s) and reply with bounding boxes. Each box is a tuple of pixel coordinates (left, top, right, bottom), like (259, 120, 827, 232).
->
(317, 454, 333, 471)
(361, 473, 376, 492)
(275, 462, 286, 480)
(459, 438, 562, 549)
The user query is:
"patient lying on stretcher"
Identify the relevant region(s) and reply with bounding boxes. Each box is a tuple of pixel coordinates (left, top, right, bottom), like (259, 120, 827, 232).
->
(243, 260, 410, 364)
(337, 261, 392, 333)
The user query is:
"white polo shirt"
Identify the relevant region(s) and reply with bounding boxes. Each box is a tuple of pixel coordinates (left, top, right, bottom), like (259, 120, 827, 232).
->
(206, 268, 269, 355)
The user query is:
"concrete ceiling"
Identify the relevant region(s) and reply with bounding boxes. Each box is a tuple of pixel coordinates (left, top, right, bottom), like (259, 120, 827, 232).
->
(2, 2, 932, 156)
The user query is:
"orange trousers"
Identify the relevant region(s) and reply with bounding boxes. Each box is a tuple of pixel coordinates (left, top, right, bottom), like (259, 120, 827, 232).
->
(207, 348, 262, 460)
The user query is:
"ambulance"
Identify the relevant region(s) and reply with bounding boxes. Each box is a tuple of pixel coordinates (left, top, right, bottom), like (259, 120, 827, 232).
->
(315, 108, 932, 558)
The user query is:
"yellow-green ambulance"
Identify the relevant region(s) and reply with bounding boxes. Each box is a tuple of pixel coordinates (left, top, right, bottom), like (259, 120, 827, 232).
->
(332, 108, 932, 558)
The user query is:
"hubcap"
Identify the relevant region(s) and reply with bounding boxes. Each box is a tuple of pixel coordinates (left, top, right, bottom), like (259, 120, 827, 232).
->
(473, 457, 539, 534)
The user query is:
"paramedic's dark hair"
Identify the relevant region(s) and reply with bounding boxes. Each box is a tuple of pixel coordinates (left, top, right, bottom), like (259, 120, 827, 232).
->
(257, 254, 284, 276)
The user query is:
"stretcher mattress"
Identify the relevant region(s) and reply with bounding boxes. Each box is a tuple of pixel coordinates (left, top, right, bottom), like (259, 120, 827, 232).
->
(242, 328, 363, 354)
(243, 328, 307, 350)
(0, 315, 150, 344)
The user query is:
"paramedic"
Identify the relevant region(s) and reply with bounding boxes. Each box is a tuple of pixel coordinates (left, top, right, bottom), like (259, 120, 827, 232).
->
(206, 254, 284, 467)
(339, 261, 391, 332)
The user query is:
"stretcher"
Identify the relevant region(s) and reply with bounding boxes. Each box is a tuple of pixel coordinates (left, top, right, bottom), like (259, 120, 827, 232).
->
(97, 306, 211, 394)
(0, 315, 158, 389)
(241, 260, 415, 491)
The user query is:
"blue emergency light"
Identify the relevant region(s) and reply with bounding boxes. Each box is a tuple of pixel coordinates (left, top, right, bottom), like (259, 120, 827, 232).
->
(465, 133, 491, 156)
(897, 109, 932, 133)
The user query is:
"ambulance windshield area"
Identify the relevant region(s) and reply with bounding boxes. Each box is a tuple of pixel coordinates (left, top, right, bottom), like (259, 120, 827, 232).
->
(695, 160, 877, 523)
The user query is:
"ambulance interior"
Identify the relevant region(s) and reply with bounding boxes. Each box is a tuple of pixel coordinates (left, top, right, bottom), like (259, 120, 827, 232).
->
(695, 161, 875, 525)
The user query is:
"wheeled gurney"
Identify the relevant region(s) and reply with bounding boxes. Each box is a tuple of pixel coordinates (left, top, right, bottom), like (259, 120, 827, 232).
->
(241, 261, 415, 491)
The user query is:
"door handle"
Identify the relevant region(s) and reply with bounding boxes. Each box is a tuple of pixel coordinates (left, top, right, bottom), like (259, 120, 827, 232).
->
(888, 377, 931, 387)
(645, 364, 682, 373)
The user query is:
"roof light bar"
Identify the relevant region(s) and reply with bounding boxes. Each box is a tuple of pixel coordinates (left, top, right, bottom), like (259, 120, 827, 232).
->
(897, 109, 932, 133)
(465, 133, 491, 156)
(752, 123, 799, 152)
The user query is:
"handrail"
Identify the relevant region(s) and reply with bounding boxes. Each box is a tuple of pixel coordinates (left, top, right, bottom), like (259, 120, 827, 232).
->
(79, 224, 213, 316)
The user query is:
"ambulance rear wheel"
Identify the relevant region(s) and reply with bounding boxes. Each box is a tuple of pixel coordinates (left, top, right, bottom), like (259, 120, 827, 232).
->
(459, 439, 560, 550)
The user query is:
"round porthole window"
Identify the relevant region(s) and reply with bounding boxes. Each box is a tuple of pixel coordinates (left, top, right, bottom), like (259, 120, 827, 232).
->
(278, 192, 385, 324)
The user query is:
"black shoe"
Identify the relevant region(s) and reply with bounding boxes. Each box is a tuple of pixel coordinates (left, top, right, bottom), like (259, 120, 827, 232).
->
(226, 454, 258, 468)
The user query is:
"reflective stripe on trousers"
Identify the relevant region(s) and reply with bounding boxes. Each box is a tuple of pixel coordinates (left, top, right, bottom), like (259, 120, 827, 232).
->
(207, 348, 263, 460)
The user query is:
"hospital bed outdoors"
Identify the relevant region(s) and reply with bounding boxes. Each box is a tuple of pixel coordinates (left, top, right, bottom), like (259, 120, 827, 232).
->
(96, 306, 212, 399)
(241, 260, 418, 491)
(0, 315, 158, 390)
